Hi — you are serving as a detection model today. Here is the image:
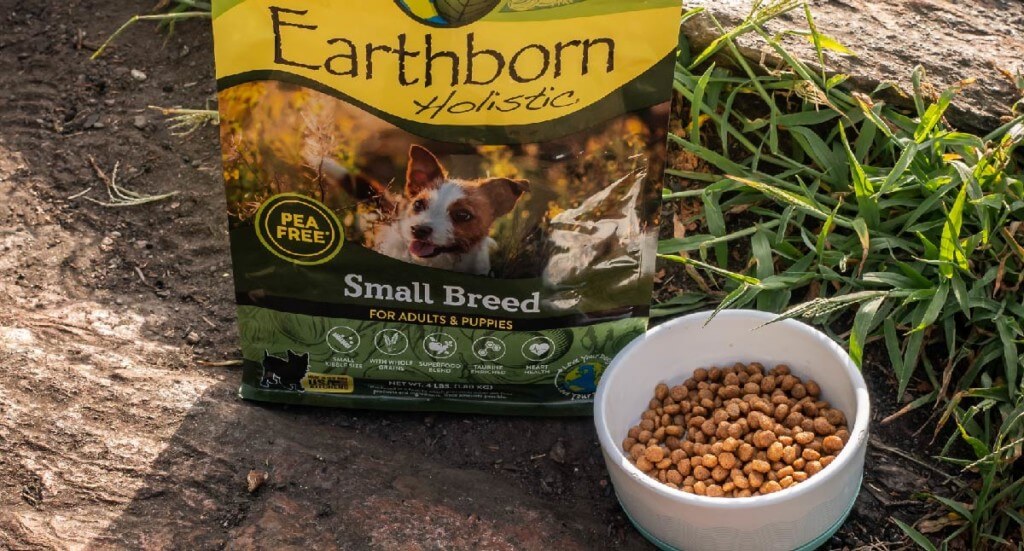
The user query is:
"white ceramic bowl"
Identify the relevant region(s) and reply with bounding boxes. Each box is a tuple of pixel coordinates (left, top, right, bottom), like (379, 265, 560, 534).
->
(595, 310, 869, 551)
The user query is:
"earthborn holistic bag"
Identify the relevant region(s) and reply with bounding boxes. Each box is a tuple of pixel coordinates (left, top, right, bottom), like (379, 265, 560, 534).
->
(212, 0, 681, 414)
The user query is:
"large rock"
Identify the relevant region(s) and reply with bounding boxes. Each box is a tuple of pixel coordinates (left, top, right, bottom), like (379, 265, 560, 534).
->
(683, 0, 1024, 132)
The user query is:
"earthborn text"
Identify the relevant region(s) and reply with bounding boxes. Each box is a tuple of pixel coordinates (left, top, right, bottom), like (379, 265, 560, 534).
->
(269, 6, 617, 118)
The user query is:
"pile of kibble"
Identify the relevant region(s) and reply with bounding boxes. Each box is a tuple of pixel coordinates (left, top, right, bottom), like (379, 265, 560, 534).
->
(622, 363, 850, 498)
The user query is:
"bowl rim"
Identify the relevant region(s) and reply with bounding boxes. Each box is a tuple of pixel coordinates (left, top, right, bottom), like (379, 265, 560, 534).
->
(594, 309, 871, 509)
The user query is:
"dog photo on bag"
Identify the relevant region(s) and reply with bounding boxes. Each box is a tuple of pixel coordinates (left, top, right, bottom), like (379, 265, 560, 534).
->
(307, 143, 529, 275)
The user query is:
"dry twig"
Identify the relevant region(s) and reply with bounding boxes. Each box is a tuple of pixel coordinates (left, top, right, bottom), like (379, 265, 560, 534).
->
(83, 156, 178, 207)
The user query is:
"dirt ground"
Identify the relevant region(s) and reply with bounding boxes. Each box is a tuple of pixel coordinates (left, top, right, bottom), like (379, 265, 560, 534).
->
(0, 2, 965, 550)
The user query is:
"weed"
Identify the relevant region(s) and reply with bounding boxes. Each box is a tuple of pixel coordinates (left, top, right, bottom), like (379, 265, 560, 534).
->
(83, 156, 179, 207)
(90, 1, 210, 60)
(149, 106, 219, 136)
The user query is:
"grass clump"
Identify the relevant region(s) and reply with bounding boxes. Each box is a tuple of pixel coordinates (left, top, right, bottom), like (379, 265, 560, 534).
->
(659, 2, 1023, 549)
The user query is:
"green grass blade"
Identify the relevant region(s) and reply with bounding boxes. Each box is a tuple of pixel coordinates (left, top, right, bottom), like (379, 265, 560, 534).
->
(911, 65, 927, 116)
(789, 126, 842, 186)
(839, 121, 880, 228)
(772, 290, 890, 324)
(950, 272, 971, 318)
(663, 172, 721, 186)
(884, 317, 905, 375)
(939, 184, 969, 279)
(915, 84, 961, 143)
(930, 495, 975, 524)
(877, 142, 919, 196)
(775, 110, 842, 127)
(670, 135, 748, 175)
(852, 95, 895, 139)
(660, 254, 762, 286)
(690, 64, 716, 146)
(893, 519, 938, 551)
(815, 204, 838, 263)
(688, 0, 801, 68)
(851, 217, 871, 275)
(995, 316, 1020, 398)
(727, 175, 851, 227)
(703, 191, 729, 266)
(850, 296, 885, 367)
(955, 414, 991, 460)
(652, 292, 709, 318)
(910, 281, 949, 333)
(710, 282, 760, 322)
(657, 220, 783, 255)
(898, 328, 925, 400)
(752, 228, 775, 279)
(802, 3, 826, 82)
(802, 31, 854, 56)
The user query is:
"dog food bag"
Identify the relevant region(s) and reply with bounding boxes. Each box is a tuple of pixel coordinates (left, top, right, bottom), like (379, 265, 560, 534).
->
(213, 0, 681, 414)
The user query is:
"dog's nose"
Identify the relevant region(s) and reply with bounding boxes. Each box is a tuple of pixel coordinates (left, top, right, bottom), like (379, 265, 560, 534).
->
(411, 225, 433, 239)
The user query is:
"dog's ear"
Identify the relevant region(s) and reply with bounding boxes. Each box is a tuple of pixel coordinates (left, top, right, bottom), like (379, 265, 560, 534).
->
(406, 145, 446, 197)
(478, 177, 530, 217)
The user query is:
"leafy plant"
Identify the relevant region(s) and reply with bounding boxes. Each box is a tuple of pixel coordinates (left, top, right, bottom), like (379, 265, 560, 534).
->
(659, 2, 1023, 548)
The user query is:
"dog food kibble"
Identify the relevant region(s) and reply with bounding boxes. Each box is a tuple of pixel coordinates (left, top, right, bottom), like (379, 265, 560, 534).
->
(621, 363, 851, 498)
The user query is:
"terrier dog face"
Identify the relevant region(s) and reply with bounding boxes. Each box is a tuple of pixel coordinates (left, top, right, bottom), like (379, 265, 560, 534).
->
(308, 143, 530, 274)
(400, 145, 529, 261)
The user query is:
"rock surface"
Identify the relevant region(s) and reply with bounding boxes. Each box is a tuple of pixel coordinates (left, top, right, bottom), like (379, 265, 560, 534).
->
(683, 0, 1024, 132)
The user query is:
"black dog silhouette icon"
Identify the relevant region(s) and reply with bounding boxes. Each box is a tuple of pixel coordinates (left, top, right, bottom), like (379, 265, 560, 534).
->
(260, 350, 309, 391)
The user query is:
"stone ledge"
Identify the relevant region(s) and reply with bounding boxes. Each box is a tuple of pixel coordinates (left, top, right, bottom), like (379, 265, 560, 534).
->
(682, 0, 1024, 132)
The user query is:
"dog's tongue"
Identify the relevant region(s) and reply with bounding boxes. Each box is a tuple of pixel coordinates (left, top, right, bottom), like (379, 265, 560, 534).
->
(410, 240, 436, 258)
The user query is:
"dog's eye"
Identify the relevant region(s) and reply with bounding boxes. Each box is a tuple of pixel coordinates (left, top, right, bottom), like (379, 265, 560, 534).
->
(413, 199, 427, 212)
(452, 210, 473, 223)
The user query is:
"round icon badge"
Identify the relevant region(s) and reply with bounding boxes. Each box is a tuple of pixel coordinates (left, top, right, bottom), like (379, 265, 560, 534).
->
(326, 326, 361, 355)
(522, 336, 556, 363)
(374, 329, 409, 356)
(423, 333, 457, 359)
(395, 0, 502, 28)
(555, 355, 609, 398)
(254, 193, 344, 266)
(472, 336, 506, 362)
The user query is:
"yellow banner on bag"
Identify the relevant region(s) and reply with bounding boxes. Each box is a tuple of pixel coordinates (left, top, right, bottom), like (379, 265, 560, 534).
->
(213, 0, 678, 127)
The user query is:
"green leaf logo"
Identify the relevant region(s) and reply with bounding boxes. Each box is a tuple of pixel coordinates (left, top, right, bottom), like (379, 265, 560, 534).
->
(437, 0, 503, 24)
(395, 0, 503, 27)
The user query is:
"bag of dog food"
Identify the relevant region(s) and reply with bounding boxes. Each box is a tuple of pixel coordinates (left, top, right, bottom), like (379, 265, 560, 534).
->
(212, 0, 681, 414)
